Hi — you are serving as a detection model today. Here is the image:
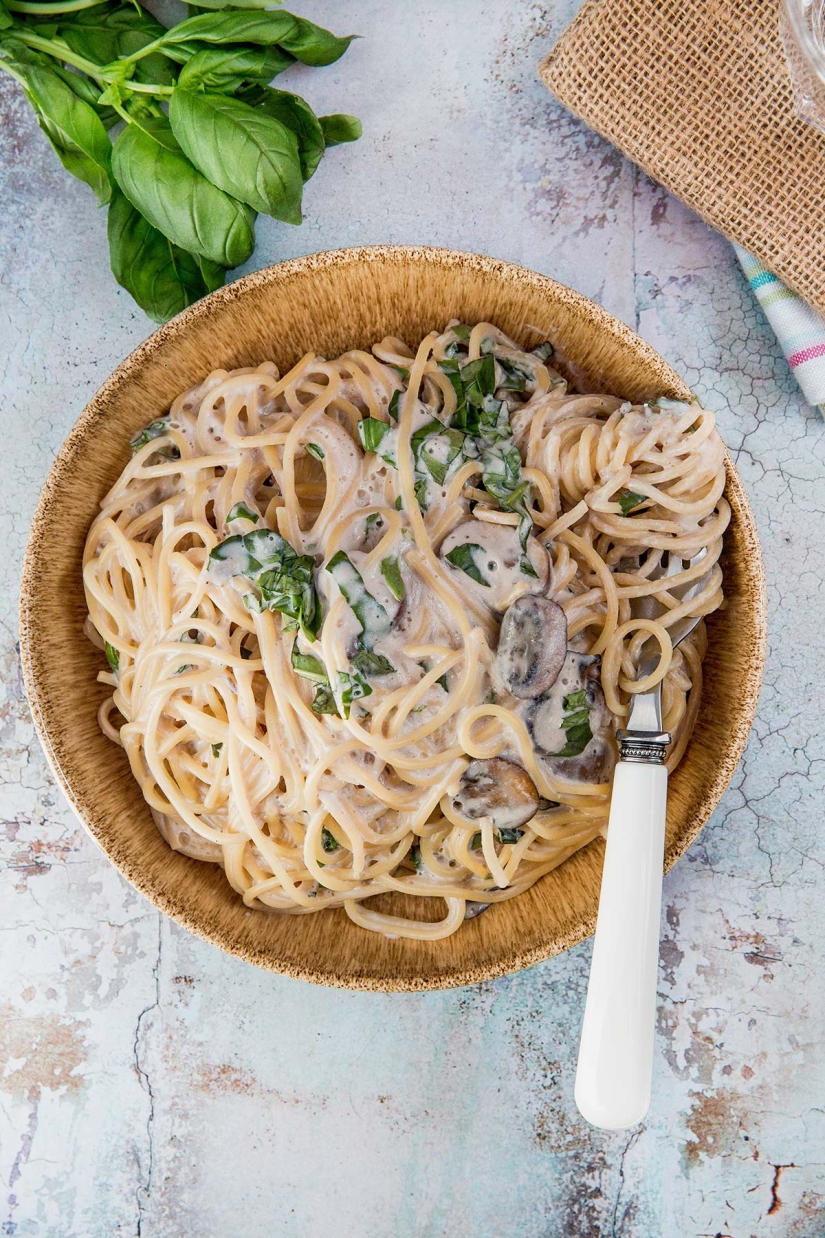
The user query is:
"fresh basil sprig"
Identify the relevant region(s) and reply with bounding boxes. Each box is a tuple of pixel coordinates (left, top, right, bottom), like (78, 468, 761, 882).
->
(0, 3, 360, 322)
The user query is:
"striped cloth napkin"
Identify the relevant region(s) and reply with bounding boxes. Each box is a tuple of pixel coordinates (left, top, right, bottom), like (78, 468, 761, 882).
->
(734, 246, 825, 416)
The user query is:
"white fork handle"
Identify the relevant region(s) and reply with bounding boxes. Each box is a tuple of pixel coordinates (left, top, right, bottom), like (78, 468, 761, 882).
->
(574, 760, 668, 1130)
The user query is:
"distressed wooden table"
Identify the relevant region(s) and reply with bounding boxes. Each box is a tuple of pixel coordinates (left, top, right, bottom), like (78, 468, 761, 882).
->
(2, 2, 824, 1235)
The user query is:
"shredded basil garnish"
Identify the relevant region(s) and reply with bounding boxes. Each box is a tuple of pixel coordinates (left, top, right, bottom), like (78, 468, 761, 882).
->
(104, 642, 119, 672)
(379, 556, 404, 600)
(226, 501, 259, 524)
(209, 528, 320, 641)
(211, 743, 222, 758)
(351, 650, 395, 676)
(305, 442, 325, 461)
(552, 688, 593, 757)
(327, 551, 392, 650)
(618, 491, 646, 515)
(129, 418, 180, 460)
(321, 827, 339, 853)
(444, 542, 490, 586)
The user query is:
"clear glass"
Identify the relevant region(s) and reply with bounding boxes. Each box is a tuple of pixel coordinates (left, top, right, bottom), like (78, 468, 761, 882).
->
(781, 0, 825, 134)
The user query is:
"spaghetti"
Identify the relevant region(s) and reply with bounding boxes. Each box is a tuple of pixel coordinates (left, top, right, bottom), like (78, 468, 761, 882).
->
(83, 321, 728, 940)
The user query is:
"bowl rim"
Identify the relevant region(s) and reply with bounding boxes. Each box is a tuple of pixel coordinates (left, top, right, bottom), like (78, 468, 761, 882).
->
(19, 244, 768, 991)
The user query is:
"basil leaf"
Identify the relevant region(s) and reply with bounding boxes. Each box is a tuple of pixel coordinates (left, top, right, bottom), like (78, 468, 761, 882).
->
(337, 669, 371, 718)
(56, 4, 175, 86)
(108, 187, 225, 324)
(531, 341, 554, 361)
(414, 424, 465, 485)
(281, 15, 356, 66)
(104, 641, 119, 671)
(498, 828, 523, 844)
(129, 416, 179, 456)
(410, 845, 423, 872)
(305, 442, 324, 461)
(496, 359, 528, 392)
(357, 417, 395, 465)
(291, 648, 328, 684)
(0, 2, 12, 31)
(327, 551, 391, 650)
(211, 742, 222, 757)
(436, 674, 449, 693)
(444, 543, 490, 587)
(552, 688, 593, 758)
(209, 528, 319, 640)
(321, 826, 339, 853)
(238, 85, 326, 180)
(452, 324, 471, 340)
(178, 45, 292, 93)
(318, 113, 361, 146)
(226, 501, 259, 523)
(462, 355, 496, 403)
(169, 88, 302, 222)
(351, 649, 395, 677)
(112, 116, 255, 267)
(618, 490, 645, 515)
(379, 556, 404, 601)
(160, 12, 353, 67)
(311, 683, 339, 715)
(414, 477, 429, 511)
(388, 390, 402, 422)
(15, 62, 112, 203)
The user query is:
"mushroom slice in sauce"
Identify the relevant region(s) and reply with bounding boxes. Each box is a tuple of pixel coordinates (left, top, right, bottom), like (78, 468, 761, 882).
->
(522, 652, 616, 784)
(440, 520, 548, 612)
(495, 595, 567, 699)
(453, 757, 540, 831)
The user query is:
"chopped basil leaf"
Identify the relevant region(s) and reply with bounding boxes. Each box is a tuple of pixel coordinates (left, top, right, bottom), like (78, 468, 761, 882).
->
(227, 501, 259, 524)
(104, 642, 119, 672)
(209, 529, 320, 641)
(391, 366, 409, 380)
(305, 442, 325, 461)
(531, 341, 555, 361)
(380, 555, 405, 600)
(129, 418, 180, 460)
(211, 743, 222, 758)
(452, 324, 472, 339)
(395, 494, 403, 510)
(444, 542, 490, 586)
(327, 551, 392, 650)
(410, 845, 423, 871)
(496, 358, 528, 392)
(351, 649, 395, 676)
(413, 422, 466, 485)
(175, 664, 193, 675)
(311, 683, 340, 715)
(291, 648, 329, 684)
(321, 826, 339, 853)
(618, 491, 646, 515)
(470, 832, 482, 850)
(338, 668, 372, 718)
(358, 417, 392, 453)
(498, 828, 523, 844)
(552, 688, 593, 757)
(414, 477, 430, 511)
(388, 390, 402, 422)
(436, 673, 449, 692)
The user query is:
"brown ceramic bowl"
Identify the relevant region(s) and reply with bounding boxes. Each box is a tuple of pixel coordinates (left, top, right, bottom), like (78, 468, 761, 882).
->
(19, 246, 767, 991)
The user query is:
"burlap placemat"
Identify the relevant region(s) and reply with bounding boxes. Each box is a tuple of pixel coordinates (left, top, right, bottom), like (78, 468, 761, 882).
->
(540, 0, 825, 317)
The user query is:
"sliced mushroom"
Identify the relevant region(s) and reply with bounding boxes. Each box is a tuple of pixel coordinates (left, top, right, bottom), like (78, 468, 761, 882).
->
(495, 595, 567, 699)
(522, 652, 616, 784)
(453, 757, 540, 831)
(440, 519, 548, 612)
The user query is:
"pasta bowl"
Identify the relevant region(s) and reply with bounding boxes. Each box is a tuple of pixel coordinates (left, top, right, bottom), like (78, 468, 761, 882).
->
(19, 246, 767, 990)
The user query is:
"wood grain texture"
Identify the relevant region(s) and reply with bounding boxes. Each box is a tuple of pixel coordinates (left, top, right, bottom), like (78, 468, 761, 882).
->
(18, 245, 767, 991)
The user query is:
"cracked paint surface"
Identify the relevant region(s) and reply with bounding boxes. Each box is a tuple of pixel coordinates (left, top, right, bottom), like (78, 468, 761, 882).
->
(1, 1, 824, 1234)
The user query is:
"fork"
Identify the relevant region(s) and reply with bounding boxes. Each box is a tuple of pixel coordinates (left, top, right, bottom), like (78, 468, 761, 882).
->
(574, 548, 710, 1130)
